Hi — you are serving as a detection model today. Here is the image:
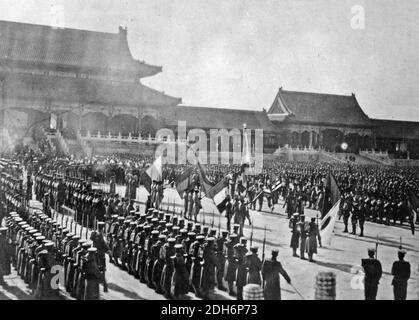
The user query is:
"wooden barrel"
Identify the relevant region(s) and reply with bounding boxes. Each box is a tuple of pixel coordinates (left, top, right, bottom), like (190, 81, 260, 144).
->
(243, 283, 264, 300)
(315, 272, 336, 300)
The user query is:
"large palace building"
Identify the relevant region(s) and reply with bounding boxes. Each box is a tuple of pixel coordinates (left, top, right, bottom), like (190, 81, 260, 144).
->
(1, 20, 418, 160)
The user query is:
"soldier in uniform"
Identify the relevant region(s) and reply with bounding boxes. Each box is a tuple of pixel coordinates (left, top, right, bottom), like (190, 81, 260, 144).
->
(224, 233, 239, 296)
(83, 247, 102, 300)
(90, 222, 110, 292)
(245, 246, 262, 285)
(189, 235, 205, 297)
(341, 195, 351, 233)
(298, 215, 308, 260)
(151, 234, 166, 293)
(261, 249, 291, 300)
(234, 238, 248, 300)
(171, 243, 190, 299)
(391, 249, 411, 300)
(0, 227, 11, 284)
(351, 200, 358, 235)
(361, 248, 382, 300)
(289, 213, 300, 257)
(160, 237, 176, 298)
(200, 237, 217, 299)
(306, 218, 321, 262)
(215, 230, 228, 291)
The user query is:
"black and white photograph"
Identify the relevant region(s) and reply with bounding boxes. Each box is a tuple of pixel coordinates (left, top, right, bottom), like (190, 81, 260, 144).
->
(0, 0, 418, 306)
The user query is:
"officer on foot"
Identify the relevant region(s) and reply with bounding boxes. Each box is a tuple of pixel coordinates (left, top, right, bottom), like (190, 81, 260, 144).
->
(361, 248, 382, 300)
(391, 249, 411, 300)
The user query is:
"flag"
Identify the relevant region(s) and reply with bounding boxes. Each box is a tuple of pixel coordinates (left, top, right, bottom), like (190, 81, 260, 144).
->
(197, 160, 214, 195)
(408, 191, 419, 223)
(139, 168, 152, 193)
(321, 172, 341, 218)
(146, 155, 162, 182)
(240, 129, 251, 185)
(175, 167, 194, 197)
(207, 177, 229, 213)
(320, 199, 341, 247)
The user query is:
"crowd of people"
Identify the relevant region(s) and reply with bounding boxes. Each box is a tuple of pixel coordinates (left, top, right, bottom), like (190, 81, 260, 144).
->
(1, 138, 417, 300)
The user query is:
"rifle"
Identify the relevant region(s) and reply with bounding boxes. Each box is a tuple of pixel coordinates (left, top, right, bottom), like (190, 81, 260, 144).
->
(250, 219, 254, 247)
(375, 234, 379, 259)
(85, 215, 89, 239)
(65, 217, 68, 229)
(399, 236, 403, 250)
(70, 219, 73, 234)
(218, 214, 221, 235)
(262, 225, 266, 261)
(211, 210, 215, 229)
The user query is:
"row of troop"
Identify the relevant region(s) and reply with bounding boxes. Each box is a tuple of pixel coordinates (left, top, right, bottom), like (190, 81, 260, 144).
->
(0, 209, 104, 300)
(105, 206, 291, 300)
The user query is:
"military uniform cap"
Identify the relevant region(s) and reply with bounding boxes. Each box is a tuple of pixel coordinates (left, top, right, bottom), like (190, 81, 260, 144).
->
(174, 244, 183, 250)
(159, 221, 166, 226)
(398, 249, 406, 255)
(230, 234, 238, 239)
(368, 248, 376, 253)
(18, 221, 26, 225)
(151, 230, 159, 235)
(33, 233, 42, 238)
(97, 221, 105, 226)
(118, 217, 125, 221)
(130, 210, 137, 215)
(166, 223, 173, 228)
(250, 246, 258, 252)
(0, 227, 8, 233)
(168, 238, 176, 243)
(144, 225, 151, 230)
(29, 229, 38, 234)
(140, 213, 147, 218)
(188, 232, 196, 237)
(180, 229, 188, 234)
(158, 234, 167, 241)
(197, 235, 205, 240)
(240, 238, 248, 244)
(36, 236, 46, 241)
(88, 247, 97, 253)
(222, 230, 229, 236)
(271, 249, 279, 255)
(151, 218, 158, 222)
(111, 215, 119, 219)
(44, 242, 54, 248)
(130, 221, 136, 226)
(39, 250, 48, 256)
(206, 237, 215, 242)
(173, 226, 180, 231)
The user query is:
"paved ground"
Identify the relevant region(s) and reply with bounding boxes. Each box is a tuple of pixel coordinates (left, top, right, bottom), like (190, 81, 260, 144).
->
(1, 186, 418, 300)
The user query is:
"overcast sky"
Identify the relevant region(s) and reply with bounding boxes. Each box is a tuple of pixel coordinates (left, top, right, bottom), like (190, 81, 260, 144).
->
(1, 0, 418, 121)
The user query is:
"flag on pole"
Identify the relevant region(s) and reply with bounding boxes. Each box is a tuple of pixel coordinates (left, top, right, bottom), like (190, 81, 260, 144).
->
(197, 160, 214, 195)
(206, 177, 229, 213)
(319, 200, 341, 247)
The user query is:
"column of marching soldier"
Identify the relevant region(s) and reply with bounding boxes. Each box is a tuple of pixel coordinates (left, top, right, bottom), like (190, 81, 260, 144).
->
(0, 168, 293, 300)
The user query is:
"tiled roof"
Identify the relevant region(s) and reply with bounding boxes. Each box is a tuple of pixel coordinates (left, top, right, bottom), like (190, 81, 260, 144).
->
(373, 119, 419, 139)
(160, 105, 278, 132)
(0, 20, 161, 78)
(2, 71, 181, 107)
(268, 88, 372, 127)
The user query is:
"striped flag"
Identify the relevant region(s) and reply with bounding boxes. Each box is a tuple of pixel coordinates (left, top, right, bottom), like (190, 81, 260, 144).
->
(320, 200, 341, 246)
(206, 177, 229, 213)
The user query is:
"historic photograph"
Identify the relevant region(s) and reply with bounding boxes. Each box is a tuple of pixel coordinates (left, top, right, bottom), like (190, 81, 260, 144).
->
(0, 0, 418, 302)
